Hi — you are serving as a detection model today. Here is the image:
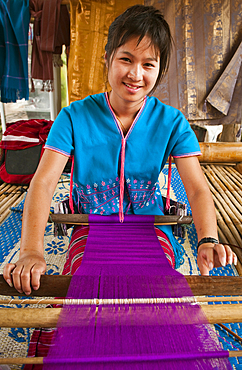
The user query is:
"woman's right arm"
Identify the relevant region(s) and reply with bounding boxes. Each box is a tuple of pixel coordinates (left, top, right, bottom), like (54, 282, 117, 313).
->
(3, 149, 69, 295)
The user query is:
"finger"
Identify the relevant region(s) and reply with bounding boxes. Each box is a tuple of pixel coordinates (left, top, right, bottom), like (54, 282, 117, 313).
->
(225, 246, 237, 266)
(233, 252, 238, 266)
(11, 264, 24, 294)
(197, 248, 214, 275)
(20, 266, 32, 295)
(31, 263, 46, 291)
(198, 261, 210, 276)
(3, 263, 16, 287)
(225, 245, 233, 265)
(214, 244, 227, 267)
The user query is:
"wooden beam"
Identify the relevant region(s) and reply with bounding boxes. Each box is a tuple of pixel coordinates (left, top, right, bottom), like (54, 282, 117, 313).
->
(0, 304, 242, 328)
(48, 214, 193, 225)
(1, 275, 242, 297)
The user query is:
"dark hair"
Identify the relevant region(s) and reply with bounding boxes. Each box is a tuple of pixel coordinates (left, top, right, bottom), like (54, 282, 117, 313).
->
(105, 5, 173, 94)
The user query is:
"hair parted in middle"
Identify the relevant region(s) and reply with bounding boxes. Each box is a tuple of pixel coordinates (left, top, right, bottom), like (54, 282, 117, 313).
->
(105, 4, 173, 94)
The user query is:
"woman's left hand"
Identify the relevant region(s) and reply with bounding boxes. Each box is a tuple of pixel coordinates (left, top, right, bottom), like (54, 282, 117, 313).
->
(197, 243, 237, 275)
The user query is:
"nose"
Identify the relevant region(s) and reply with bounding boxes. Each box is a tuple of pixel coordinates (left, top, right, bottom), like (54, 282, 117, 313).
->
(127, 64, 142, 81)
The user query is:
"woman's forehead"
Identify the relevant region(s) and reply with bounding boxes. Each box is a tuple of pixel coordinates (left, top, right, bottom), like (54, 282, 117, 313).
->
(116, 35, 159, 58)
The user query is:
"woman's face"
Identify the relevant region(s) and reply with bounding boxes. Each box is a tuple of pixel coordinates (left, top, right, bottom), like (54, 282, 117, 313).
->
(107, 36, 160, 109)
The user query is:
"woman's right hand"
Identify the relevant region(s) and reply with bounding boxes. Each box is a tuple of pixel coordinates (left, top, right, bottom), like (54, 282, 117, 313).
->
(3, 252, 46, 295)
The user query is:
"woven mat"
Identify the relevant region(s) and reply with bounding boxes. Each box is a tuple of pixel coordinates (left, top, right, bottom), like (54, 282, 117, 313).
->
(0, 167, 241, 369)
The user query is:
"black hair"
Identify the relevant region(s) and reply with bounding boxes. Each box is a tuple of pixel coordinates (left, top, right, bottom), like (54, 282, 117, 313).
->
(105, 5, 173, 94)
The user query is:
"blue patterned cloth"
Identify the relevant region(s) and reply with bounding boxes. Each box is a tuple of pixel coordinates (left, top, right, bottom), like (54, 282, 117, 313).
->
(0, 0, 30, 103)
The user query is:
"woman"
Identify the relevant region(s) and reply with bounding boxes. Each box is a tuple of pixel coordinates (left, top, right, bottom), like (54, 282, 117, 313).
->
(3, 4, 236, 299)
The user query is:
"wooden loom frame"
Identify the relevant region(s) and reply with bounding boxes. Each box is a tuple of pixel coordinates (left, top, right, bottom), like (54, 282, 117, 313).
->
(1, 274, 242, 364)
(1, 142, 242, 364)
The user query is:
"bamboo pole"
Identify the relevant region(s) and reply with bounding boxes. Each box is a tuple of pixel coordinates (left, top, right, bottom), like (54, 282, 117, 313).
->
(1, 351, 242, 365)
(205, 179, 242, 247)
(202, 167, 242, 226)
(210, 164, 241, 190)
(217, 225, 228, 245)
(0, 184, 16, 202)
(214, 206, 240, 257)
(201, 164, 242, 270)
(202, 166, 242, 216)
(198, 142, 242, 163)
(212, 165, 242, 199)
(235, 162, 242, 175)
(222, 166, 242, 190)
(217, 165, 242, 191)
(0, 192, 23, 215)
(1, 275, 242, 297)
(0, 191, 26, 223)
(0, 183, 11, 195)
(1, 304, 242, 327)
(226, 166, 242, 185)
(0, 182, 8, 192)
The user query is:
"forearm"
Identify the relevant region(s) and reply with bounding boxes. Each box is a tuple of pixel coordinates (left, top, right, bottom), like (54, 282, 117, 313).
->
(19, 149, 68, 257)
(20, 177, 54, 257)
(188, 187, 218, 242)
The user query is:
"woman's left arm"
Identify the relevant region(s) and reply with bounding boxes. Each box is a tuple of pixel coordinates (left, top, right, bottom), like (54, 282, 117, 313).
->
(174, 156, 237, 275)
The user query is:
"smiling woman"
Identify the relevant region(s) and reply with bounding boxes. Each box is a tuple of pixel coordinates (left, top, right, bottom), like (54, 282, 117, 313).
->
(106, 36, 160, 133)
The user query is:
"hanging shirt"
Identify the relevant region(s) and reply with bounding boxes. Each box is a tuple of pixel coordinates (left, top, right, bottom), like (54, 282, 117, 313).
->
(45, 92, 201, 267)
(0, 0, 30, 103)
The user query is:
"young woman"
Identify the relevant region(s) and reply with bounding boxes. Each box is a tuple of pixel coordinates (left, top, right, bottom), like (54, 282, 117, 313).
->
(4, 4, 236, 297)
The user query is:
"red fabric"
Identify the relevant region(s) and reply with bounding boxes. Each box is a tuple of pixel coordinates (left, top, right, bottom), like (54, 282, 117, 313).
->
(0, 119, 53, 185)
(0, 119, 53, 150)
(24, 226, 174, 369)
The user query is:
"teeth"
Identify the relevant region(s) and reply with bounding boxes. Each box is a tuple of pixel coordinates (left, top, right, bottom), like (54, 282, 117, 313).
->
(125, 83, 139, 89)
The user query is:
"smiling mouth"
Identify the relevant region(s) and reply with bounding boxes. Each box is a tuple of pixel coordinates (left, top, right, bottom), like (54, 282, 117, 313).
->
(123, 83, 142, 90)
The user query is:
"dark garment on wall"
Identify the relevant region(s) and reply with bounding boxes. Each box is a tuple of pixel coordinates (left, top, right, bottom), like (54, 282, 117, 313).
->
(29, 0, 70, 86)
(0, 0, 30, 103)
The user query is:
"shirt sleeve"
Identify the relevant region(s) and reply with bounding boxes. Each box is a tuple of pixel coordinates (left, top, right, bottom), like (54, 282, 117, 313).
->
(170, 113, 201, 158)
(45, 106, 74, 157)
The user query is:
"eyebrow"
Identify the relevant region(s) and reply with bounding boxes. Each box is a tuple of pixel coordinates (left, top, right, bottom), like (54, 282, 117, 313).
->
(119, 51, 158, 62)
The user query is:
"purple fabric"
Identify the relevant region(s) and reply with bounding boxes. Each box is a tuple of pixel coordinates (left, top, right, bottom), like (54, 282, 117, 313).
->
(43, 215, 231, 369)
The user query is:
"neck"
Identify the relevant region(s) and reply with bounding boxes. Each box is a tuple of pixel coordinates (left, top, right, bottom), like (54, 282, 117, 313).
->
(108, 91, 144, 125)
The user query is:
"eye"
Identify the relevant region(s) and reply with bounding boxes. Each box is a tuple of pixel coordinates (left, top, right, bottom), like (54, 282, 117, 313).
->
(144, 63, 155, 68)
(120, 57, 131, 63)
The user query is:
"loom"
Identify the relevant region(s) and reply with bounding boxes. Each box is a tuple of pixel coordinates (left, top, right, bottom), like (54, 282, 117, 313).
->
(0, 214, 242, 367)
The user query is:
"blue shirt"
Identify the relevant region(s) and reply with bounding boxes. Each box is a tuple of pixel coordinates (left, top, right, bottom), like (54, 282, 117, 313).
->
(45, 92, 201, 267)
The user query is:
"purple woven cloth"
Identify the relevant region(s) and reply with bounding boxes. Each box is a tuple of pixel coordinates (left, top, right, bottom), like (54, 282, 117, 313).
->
(43, 215, 231, 369)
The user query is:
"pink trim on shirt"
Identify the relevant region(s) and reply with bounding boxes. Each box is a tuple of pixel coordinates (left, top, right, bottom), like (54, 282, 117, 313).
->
(44, 144, 71, 157)
(173, 152, 201, 158)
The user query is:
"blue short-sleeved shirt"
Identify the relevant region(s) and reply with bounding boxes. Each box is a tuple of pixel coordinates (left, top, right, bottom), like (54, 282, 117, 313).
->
(45, 92, 201, 267)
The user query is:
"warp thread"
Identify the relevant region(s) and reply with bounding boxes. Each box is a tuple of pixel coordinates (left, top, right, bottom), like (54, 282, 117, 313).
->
(43, 215, 231, 369)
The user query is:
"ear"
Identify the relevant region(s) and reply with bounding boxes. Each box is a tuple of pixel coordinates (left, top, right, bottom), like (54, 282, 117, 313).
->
(104, 52, 108, 68)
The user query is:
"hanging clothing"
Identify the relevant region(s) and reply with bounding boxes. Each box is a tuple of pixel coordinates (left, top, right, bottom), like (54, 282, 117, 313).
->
(0, 0, 30, 103)
(45, 92, 201, 268)
(29, 0, 70, 90)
